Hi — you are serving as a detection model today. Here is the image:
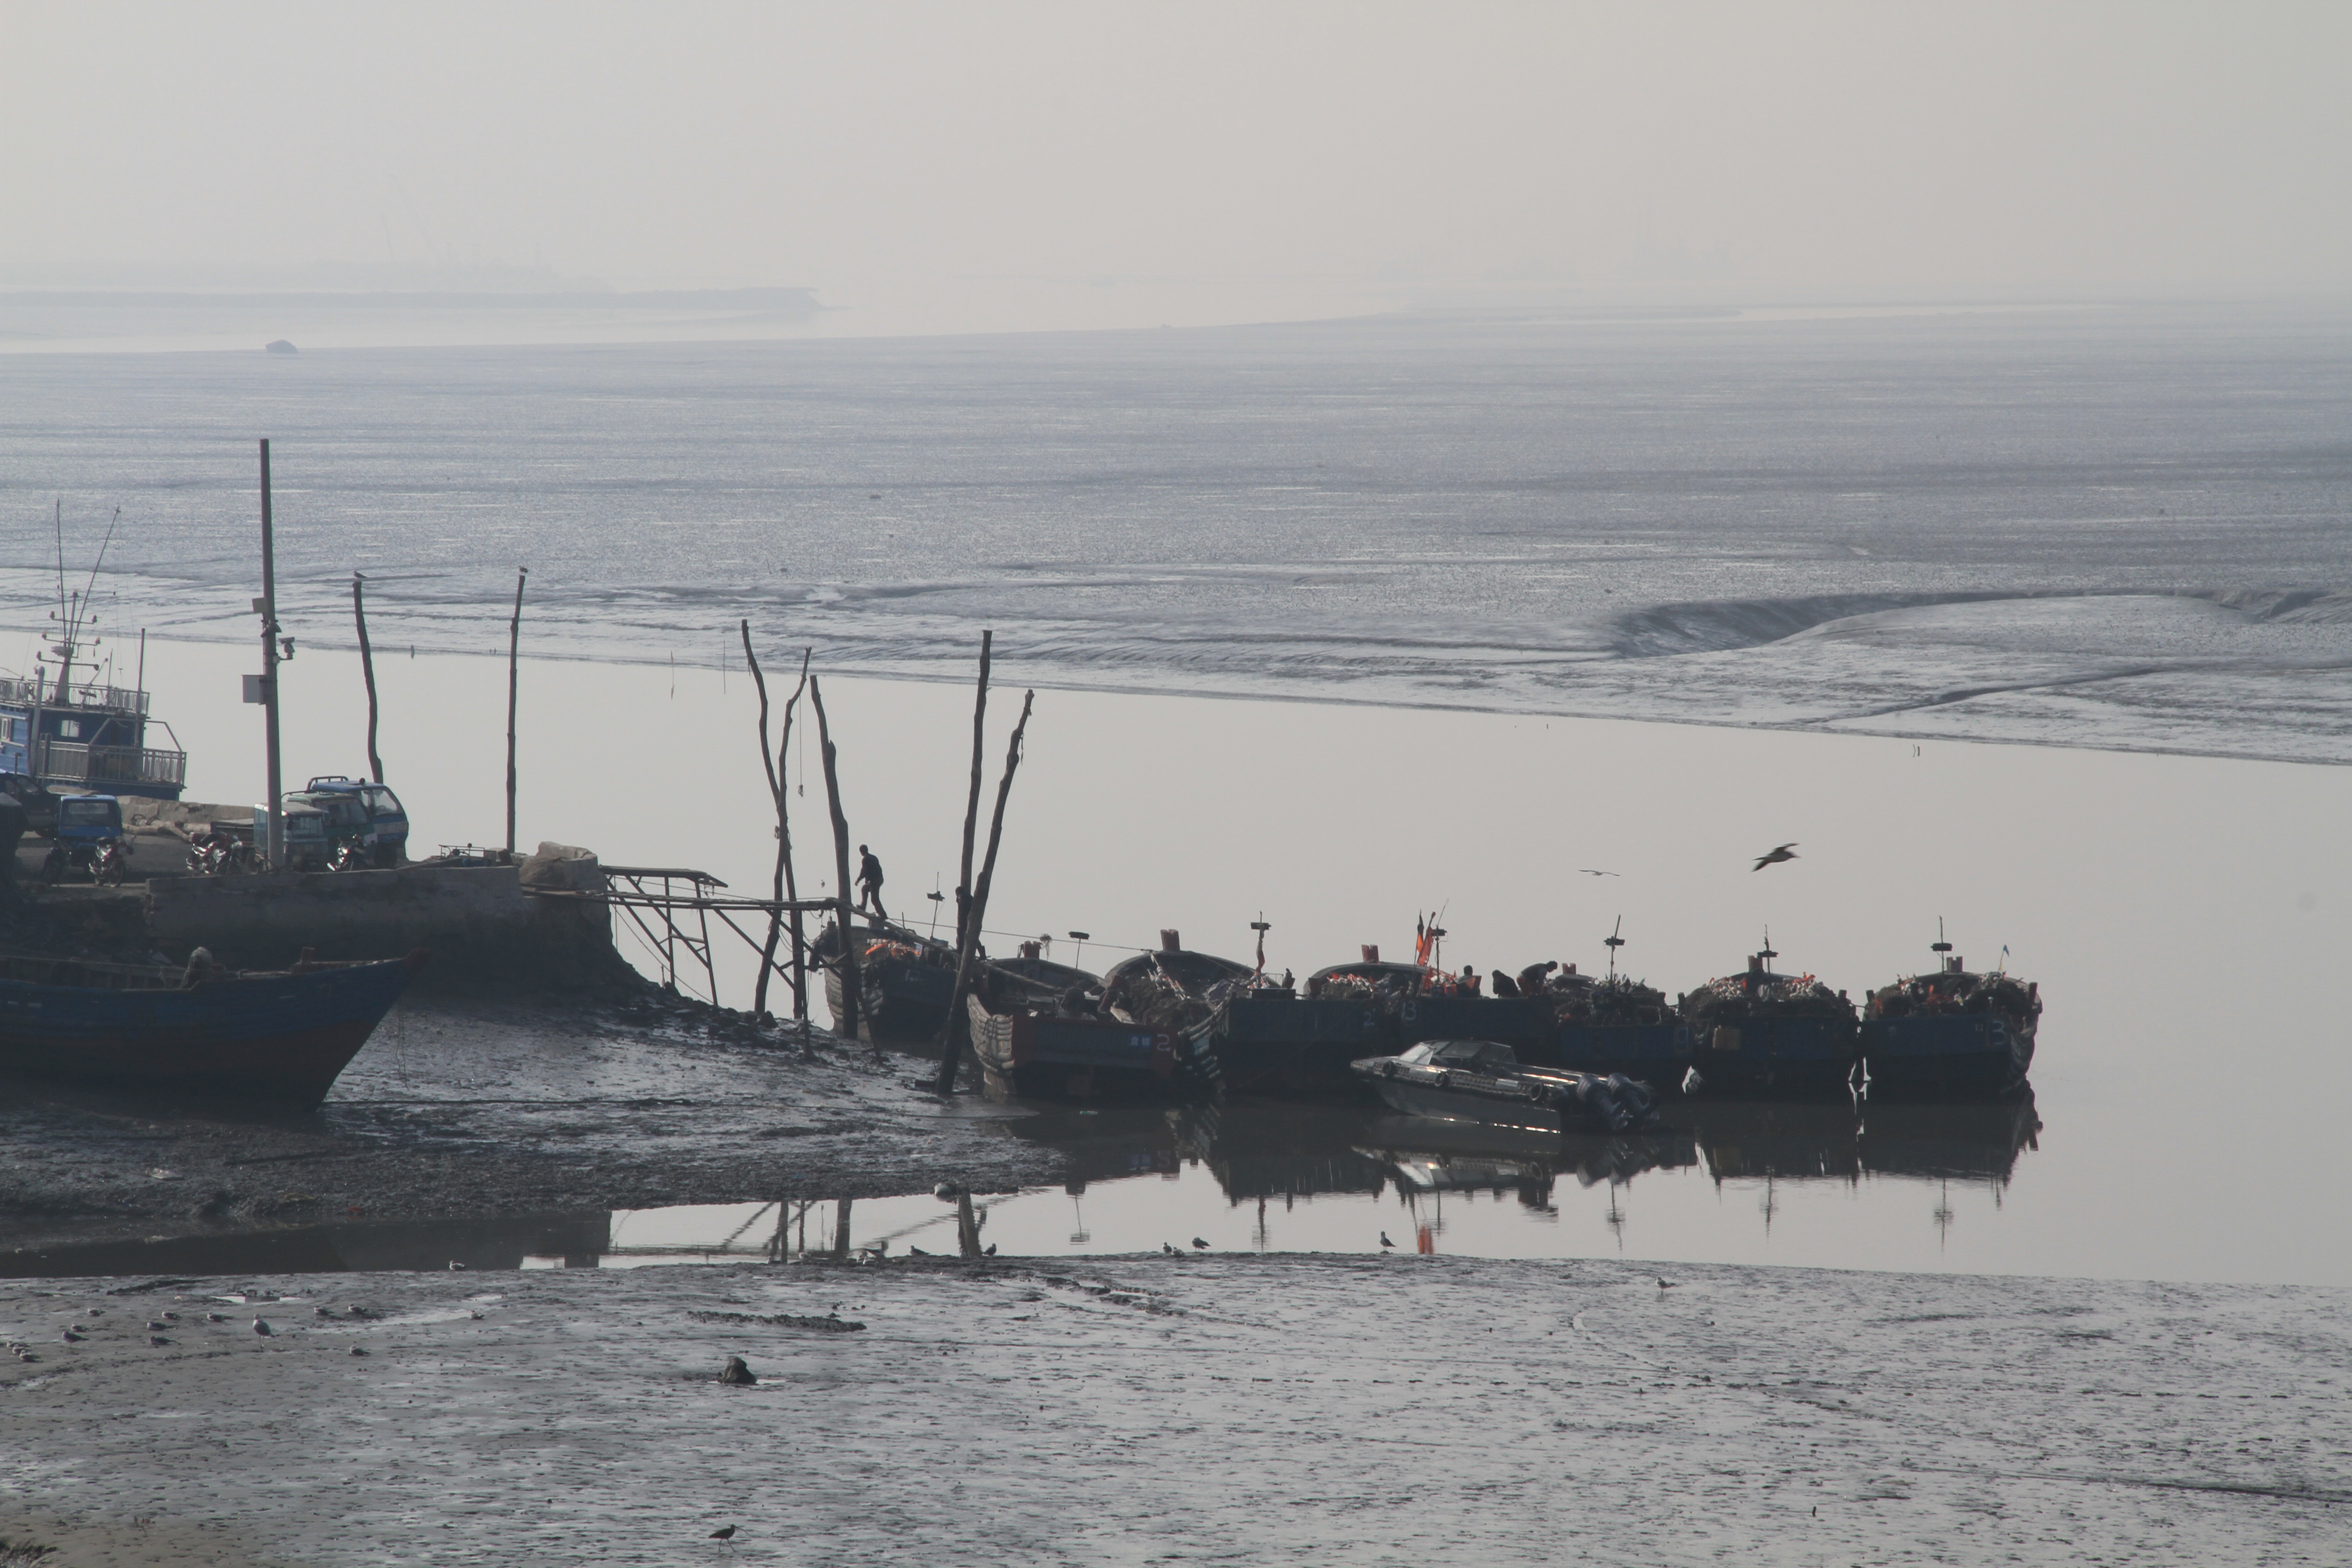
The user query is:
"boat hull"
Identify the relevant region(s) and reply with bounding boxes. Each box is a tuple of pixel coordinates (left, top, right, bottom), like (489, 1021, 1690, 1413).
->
(0, 954, 422, 1107)
(1685, 1014, 1858, 1098)
(1198, 994, 1397, 1097)
(825, 954, 956, 1045)
(973, 1009, 1210, 1103)
(1549, 1022, 1691, 1082)
(1861, 1014, 2034, 1100)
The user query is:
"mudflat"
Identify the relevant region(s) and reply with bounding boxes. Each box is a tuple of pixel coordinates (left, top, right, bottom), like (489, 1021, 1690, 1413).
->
(1, 1254, 2344, 1566)
(0, 995, 1054, 1265)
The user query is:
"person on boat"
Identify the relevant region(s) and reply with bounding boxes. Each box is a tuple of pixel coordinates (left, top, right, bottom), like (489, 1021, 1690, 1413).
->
(1519, 960, 1559, 995)
(855, 845, 888, 921)
(1490, 970, 1521, 997)
(1457, 966, 1482, 997)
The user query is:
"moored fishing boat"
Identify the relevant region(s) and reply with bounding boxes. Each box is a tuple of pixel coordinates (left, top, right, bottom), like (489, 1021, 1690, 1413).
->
(965, 989, 1221, 1103)
(815, 918, 961, 1044)
(1860, 936, 2041, 1100)
(1676, 948, 1860, 1098)
(1350, 1039, 1661, 1134)
(0, 948, 424, 1107)
(1100, 933, 1257, 1033)
(1538, 963, 1690, 1083)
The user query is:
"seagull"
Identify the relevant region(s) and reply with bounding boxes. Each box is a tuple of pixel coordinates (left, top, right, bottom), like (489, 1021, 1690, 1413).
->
(907, 1246, 931, 1257)
(149, 1335, 172, 1347)
(349, 1347, 369, 1357)
(60, 1331, 83, 1343)
(1162, 1242, 1176, 1256)
(984, 1243, 997, 1257)
(1578, 869, 1620, 877)
(1657, 1278, 1678, 1289)
(146, 1320, 168, 1331)
(1380, 1232, 1396, 1250)
(1191, 1238, 1210, 1251)
(253, 1318, 273, 1336)
(447, 1261, 468, 1271)
(1751, 843, 1798, 872)
(206, 1313, 228, 1323)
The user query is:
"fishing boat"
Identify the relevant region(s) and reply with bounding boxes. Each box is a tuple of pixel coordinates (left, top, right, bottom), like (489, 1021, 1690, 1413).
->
(1676, 946, 1860, 1098)
(815, 918, 961, 1044)
(1200, 950, 1551, 1098)
(1100, 934, 1256, 1033)
(0, 948, 425, 1107)
(0, 508, 187, 802)
(1860, 933, 2042, 1099)
(1540, 961, 1690, 1083)
(965, 989, 1221, 1103)
(1350, 1039, 1661, 1135)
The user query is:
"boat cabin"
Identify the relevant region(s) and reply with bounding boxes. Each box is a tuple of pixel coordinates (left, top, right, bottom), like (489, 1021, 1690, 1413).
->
(0, 675, 185, 801)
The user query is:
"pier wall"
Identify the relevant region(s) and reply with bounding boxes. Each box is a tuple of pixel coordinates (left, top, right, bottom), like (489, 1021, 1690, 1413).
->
(146, 865, 631, 994)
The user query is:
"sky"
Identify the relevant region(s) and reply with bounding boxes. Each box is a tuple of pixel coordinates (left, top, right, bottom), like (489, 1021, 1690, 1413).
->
(6, 2, 2352, 333)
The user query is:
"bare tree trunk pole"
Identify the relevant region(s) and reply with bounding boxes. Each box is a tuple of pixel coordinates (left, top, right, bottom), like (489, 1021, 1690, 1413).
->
(504, 568, 527, 858)
(352, 573, 384, 785)
(779, 650, 811, 1019)
(933, 689, 1034, 1093)
(808, 676, 860, 1040)
(831, 1197, 853, 1260)
(954, 631, 991, 950)
(740, 621, 780, 1019)
(956, 1192, 982, 1258)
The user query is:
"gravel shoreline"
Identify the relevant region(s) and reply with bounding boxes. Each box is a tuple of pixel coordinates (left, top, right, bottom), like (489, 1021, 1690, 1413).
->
(2, 1253, 2344, 1566)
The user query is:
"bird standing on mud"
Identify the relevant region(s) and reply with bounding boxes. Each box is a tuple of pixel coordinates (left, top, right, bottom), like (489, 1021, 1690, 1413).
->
(1751, 843, 1799, 872)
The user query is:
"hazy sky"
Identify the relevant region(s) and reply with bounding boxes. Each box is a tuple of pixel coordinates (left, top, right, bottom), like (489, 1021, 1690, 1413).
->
(8, 2, 2350, 329)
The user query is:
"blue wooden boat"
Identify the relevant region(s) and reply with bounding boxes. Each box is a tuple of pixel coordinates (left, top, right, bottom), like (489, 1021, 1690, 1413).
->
(1198, 958, 1553, 1099)
(0, 949, 424, 1106)
(1676, 951, 1860, 1098)
(1861, 944, 2042, 1100)
(816, 919, 961, 1044)
(966, 994, 1220, 1102)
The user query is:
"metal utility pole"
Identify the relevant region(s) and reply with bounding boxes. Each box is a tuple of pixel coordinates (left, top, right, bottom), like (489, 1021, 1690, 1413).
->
(259, 440, 285, 870)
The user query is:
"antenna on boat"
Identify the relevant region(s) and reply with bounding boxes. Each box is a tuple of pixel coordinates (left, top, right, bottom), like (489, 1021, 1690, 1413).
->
(925, 877, 945, 941)
(1250, 912, 1270, 975)
(1759, 925, 1778, 974)
(1931, 916, 1953, 972)
(1068, 930, 1090, 971)
(1604, 915, 1626, 982)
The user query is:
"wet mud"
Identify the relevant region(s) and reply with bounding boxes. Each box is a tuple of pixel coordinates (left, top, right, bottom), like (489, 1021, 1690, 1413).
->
(0, 993, 1061, 1265)
(1, 1256, 2344, 1566)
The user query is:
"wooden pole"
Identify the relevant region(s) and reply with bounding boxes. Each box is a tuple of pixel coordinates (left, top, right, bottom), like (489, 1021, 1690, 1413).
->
(808, 676, 860, 1040)
(258, 441, 284, 870)
(831, 1197, 853, 1260)
(504, 568, 526, 858)
(954, 630, 991, 950)
(353, 573, 384, 784)
(933, 689, 1034, 1093)
(740, 625, 811, 1020)
(780, 650, 811, 1019)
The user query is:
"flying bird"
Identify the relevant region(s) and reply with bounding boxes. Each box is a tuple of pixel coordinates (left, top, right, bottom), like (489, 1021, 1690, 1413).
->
(1751, 843, 1799, 872)
(1578, 869, 1620, 877)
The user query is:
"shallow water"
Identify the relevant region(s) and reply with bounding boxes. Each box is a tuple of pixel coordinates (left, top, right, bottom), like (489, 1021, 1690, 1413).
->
(48, 637, 2352, 1287)
(7, 303, 2352, 760)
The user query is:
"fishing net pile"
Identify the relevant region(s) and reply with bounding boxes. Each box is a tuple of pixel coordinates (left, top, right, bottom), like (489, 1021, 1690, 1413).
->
(1680, 971, 1853, 1026)
(1868, 970, 2039, 1023)
(1545, 972, 1670, 1027)
(1102, 951, 1255, 1030)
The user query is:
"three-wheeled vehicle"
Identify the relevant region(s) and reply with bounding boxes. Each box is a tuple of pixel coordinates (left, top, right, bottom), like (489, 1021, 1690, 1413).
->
(43, 794, 128, 885)
(304, 777, 409, 867)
